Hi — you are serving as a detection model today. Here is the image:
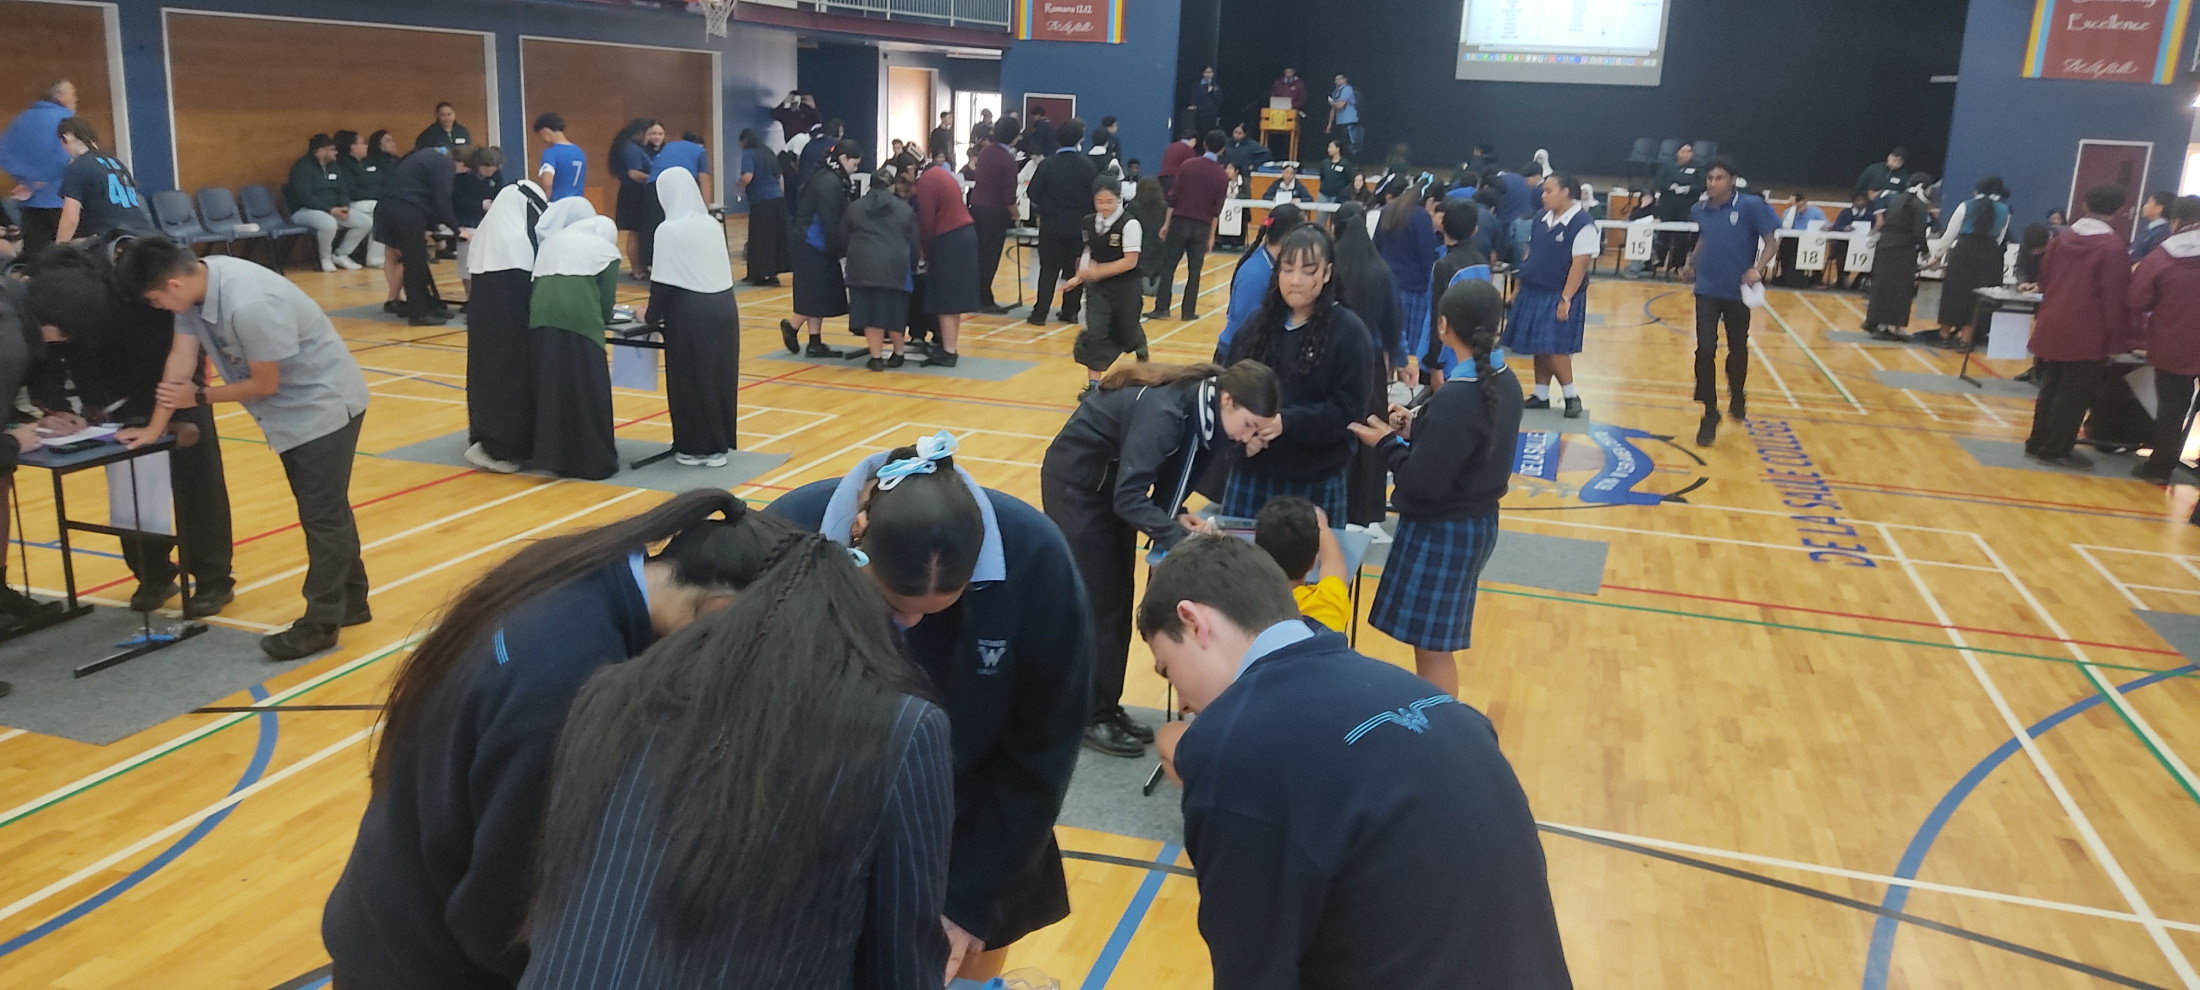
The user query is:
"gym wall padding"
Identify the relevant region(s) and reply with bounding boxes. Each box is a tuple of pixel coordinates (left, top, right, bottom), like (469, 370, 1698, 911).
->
(0, 0, 119, 191)
(163, 10, 489, 196)
(520, 37, 714, 216)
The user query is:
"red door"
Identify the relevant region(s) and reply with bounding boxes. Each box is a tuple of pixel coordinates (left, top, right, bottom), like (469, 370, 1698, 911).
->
(2070, 140, 2151, 242)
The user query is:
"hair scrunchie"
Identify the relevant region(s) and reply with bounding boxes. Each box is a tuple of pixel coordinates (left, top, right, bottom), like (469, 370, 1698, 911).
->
(874, 430, 959, 491)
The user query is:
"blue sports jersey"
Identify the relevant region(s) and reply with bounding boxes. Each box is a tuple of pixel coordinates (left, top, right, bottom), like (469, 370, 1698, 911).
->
(540, 144, 587, 201)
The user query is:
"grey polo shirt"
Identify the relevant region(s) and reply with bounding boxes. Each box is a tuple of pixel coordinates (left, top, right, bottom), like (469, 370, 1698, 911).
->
(177, 256, 369, 453)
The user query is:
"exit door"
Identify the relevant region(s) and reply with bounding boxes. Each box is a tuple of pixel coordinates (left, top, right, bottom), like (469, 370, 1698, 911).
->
(2070, 140, 2151, 242)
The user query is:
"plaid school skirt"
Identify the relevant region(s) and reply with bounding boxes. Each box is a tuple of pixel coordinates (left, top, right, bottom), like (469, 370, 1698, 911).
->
(1500, 284, 1587, 356)
(1398, 287, 1432, 363)
(1220, 468, 1349, 524)
(1369, 514, 1500, 652)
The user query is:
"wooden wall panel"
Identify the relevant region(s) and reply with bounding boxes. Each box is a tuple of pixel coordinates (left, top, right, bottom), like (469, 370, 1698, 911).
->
(521, 38, 713, 215)
(0, 0, 116, 190)
(165, 12, 488, 196)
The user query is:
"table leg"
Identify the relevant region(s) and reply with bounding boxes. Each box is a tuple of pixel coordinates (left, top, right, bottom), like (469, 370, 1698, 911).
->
(49, 469, 77, 611)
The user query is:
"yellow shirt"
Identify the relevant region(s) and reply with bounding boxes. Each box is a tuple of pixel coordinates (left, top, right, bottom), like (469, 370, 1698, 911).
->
(1292, 576, 1352, 632)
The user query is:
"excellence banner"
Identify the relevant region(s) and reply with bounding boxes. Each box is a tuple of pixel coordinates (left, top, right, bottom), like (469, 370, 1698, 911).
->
(2023, 0, 2193, 84)
(1016, 0, 1125, 43)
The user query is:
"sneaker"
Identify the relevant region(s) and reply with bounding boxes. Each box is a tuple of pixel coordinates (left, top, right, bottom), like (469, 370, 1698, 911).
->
(464, 442, 523, 474)
(886, 352, 906, 369)
(867, 356, 888, 372)
(1081, 719, 1145, 758)
(261, 623, 338, 661)
(333, 257, 361, 271)
(1524, 395, 1551, 410)
(1867, 325, 1908, 342)
(922, 350, 959, 368)
(182, 585, 235, 618)
(1696, 410, 1720, 446)
(780, 319, 800, 354)
(1110, 706, 1156, 744)
(129, 580, 179, 613)
(1563, 396, 1584, 419)
(674, 451, 731, 468)
(317, 259, 337, 273)
(344, 602, 373, 627)
(1081, 380, 1099, 396)
(804, 339, 839, 358)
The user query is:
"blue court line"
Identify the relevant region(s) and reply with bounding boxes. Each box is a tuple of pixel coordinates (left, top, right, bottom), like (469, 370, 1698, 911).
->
(11, 537, 128, 561)
(0, 686, 278, 957)
(1079, 842, 1183, 990)
(1860, 663, 2197, 989)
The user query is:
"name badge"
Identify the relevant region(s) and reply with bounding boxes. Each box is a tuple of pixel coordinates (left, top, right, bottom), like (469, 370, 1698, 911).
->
(1109, 233, 1121, 247)
(454, 137, 467, 145)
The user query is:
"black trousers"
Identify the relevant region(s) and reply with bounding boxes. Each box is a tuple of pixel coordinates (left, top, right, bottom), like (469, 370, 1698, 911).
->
(1032, 232, 1084, 321)
(2026, 360, 2113, 460)
(2147, 370, 2198, 476)
(1653, 229, 1695, 270)
(1040, 468, 1136, 723)
(17, 207, 60, 258)
(120, 403, 235, 590)
(1693, 294, 1751, 411)
(1151, 218, 1212, 316)
(382, 201, 437, 318)
(972, 205, 1012, 309)
(278, 413, 369, 628)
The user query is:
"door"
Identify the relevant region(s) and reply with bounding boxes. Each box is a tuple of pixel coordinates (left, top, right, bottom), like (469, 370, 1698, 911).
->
(2070, 140, 2151, 242)
(886, 66, 935, 163)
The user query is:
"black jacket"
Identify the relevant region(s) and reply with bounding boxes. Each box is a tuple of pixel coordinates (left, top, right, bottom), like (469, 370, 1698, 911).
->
(322, 562, 656, 990)
(1179, 631, 1572, 990)
(840, 185, 921, 290)
(1225, 304, 1376, 480)
(384, 148, 458, 228)
(795, 167, 855, 258)
(0, 278, 41, 470)
(337, 153, 386, 202)
(452, 169, 503, 229)
(1383, 365, 1523, 520)
(1027, 149, 1100, 240)
(767, 483, 1092, 946)
(27, 243, 190, 423)
(1042, 378, 1216, 548)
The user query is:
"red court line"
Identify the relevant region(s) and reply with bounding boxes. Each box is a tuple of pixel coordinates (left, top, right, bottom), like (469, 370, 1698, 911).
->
(760, 376, 1078, 412)
(1603, 584, 2182, 657)
(1829, 479, 2156, 517)
(616, 367, 812, 430)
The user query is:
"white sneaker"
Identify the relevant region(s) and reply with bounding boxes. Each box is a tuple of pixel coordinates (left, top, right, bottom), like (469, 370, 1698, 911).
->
(706, 451, 730, 468)
(1365, 521, 1394, 544)
(317, 258, 336, 273)
(463, 442, 522, 474)
(333, 257, 361, 271)
(674, 452, 731, 468)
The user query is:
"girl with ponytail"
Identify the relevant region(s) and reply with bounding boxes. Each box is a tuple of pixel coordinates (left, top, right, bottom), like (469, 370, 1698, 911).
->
(1347, 279, 1520, 696)
(1040, 359, 1281, 757)
(325, 490, 793, 990)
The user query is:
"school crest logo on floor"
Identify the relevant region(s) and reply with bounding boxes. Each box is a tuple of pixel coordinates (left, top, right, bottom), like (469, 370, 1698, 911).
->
(1511, 419, 1708, 507)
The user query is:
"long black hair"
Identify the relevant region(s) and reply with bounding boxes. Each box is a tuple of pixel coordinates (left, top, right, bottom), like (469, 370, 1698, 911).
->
(856, 444, 984, 597)
(371, 490, 774, 790)
(1238, 224, 1340, 377)
(738, 127, 781, 187)
(533, 530, 927, 970)
(608, 117, 657, 173)
(1328, 201, 1396, 357)
(365, 129, 396, 164)
(1436, 278, 1508, 421)
(1233, 202, 1306, 278)
(1100, 359, 1281, 417)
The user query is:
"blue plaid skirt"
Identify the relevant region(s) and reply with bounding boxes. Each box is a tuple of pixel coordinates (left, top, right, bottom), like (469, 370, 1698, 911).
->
(1500, 284, 1587, 355)
(1369, 514, 1500, 652)
(1220, 468, 1349, 523)
(1398, 287, 1432, 363)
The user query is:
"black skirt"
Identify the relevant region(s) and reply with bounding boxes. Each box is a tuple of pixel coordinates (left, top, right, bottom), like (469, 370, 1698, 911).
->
(924, 223, 981, 315)
(614, 181, 663, 232)
(745, 197, 792, 278)
(466, 269, 535, 463)
(848, 286, 910, 333)
(660, 286, 742, 456)
(1866, 241, 1920, 328)
(986, 833, 1073, 949)
(791, 241, 849, 318)
(1938, 234, 2002, 328)
(530, 329, 619, 480)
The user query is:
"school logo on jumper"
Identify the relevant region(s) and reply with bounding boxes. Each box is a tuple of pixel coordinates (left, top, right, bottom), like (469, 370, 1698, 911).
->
(1345, 694, 1457, 745)
(1512, 421, 1708, 508)
(976, 639, 1008, 675)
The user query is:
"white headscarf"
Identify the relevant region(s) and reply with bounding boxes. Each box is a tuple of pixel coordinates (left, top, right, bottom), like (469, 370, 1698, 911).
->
(650, 167, 734, 293)
(533, 212, 623, 280)
(467, 180, 548, 275)
(535, 196, 599, 244)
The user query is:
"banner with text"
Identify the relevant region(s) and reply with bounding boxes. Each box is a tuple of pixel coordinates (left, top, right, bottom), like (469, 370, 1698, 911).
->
(1016, 0, 1124, 43)
(2023, 0, 2193, 84)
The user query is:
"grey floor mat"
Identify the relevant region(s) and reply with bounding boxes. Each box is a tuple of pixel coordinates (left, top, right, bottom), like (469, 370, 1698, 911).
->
(2135, 611, 2200, 665)
(758, 348, 1033, 381)
(1363, 528, 1608, 595)
(0, 607, 289, 745)
(1873, 369, 2037, 399)
(1058, 705, 1185, 845)
(1951, 437, 2197, 484)
(379, 430, 788, 492)
(1824, 330, 1911, 347)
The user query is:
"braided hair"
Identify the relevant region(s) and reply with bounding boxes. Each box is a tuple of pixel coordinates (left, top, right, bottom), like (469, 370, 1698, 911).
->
(1435, 279, 1508, 423)
(1234, 224, 1339, 377)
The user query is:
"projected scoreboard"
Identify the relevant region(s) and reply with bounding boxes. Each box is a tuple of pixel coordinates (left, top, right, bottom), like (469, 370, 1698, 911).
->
(1456, 0, 1671, 86)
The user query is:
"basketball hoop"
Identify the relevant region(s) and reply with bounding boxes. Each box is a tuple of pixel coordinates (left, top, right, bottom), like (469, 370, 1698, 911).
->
(698, 0, 732, 38)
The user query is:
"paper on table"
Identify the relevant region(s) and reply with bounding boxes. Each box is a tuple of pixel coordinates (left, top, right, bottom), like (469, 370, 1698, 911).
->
(1986, 312, 2032, 361)
(37, 425, 118, 446)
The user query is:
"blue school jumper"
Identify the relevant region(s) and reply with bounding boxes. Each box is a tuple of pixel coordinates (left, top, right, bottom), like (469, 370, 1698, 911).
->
(1501, 208, 1595, 356)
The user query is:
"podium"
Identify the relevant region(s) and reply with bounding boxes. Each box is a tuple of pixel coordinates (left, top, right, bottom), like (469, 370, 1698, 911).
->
(1259, 107, 1299, 163)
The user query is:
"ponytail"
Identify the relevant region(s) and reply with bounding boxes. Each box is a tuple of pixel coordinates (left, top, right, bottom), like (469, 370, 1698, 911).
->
(373, 489, 766, 790)
(1100, 359, 1282, 417)
(1436, 279, 1507, 423)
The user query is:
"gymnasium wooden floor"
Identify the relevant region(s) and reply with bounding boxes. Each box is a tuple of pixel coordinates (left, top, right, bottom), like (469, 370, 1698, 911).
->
(3, 224, 2199, 990)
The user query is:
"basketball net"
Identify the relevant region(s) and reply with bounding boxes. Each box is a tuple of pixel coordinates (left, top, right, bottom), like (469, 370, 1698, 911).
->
(700, 0, 732, 38)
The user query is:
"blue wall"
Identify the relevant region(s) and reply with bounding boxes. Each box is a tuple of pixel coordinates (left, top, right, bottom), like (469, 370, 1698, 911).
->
(1944, 0, 2195, 223)
(800, 40, 883, 163)
(999, 0, 1183, 170)
(106, 0, 797, 192)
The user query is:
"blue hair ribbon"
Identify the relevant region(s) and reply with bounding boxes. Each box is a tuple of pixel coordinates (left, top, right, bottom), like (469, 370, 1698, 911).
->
(874, 430, 959, 491)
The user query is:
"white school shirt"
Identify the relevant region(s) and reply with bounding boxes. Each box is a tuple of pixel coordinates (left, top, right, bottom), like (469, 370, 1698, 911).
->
(1541, 203, 1601, 256)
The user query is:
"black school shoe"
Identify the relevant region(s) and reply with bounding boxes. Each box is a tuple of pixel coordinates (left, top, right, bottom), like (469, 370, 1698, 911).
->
(1109, 706, 1156, 744)
(1697, 410, 1720, 447)
(2029, 449, 2095, 470)
(2135, 464, 2175, 486)
(261, 623, 339, 662)
(804, 339, 839, 358)
(130, 580, 179, 613)
(345, 601, 373, 627)
(183, 584, 235, 618)
(1524, 395, 1551, 410)
(1082, 719, 1145, 758)
(780, 319, 800, 354)
(922, 350, 959, 368)
(1563, 396, 1584, 419)
(867, 356, 888, 372)
(1729, 395, 1747, 422)
(886, 352, 906, 369)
